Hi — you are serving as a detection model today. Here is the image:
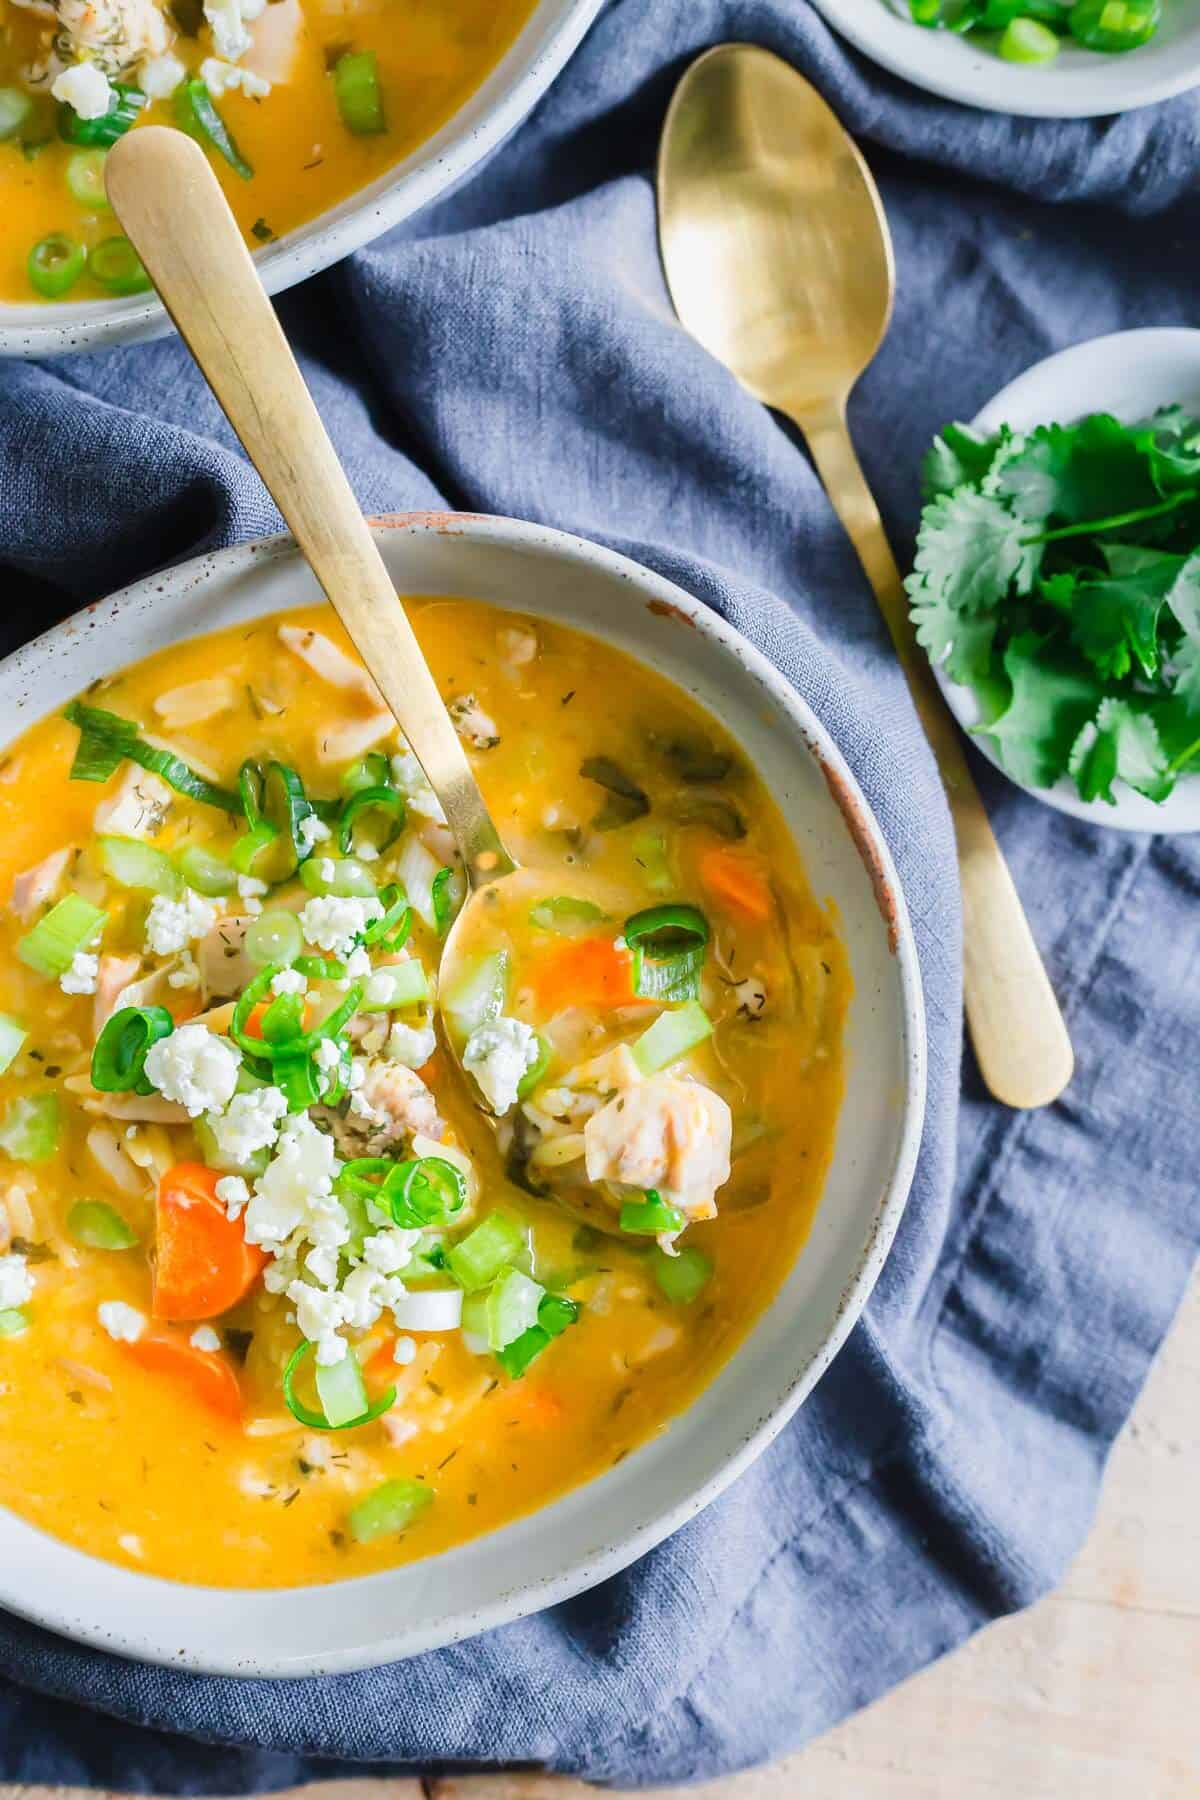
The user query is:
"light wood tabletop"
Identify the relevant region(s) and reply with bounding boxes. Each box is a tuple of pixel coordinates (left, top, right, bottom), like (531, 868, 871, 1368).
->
(4, 1272, 1196, 1800)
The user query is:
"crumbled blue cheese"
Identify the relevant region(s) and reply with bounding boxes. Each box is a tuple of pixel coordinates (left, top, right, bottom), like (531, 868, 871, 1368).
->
(296, 812, 331, 856)
(143, 1022, 241, 1117)
(203, 0, 265, 62)
(270, 967, 307, 997)
(145, 891, 219, 956)
(463, 1016, 540, 1115)
(200, 56, 271, 99)
(189, 1325, 222, 1352)
(209, 1084, 288, 1166)
(138, 51, 186, 99)
(385, 1019, 437, 1069)
(361, 1226, 421, 1276)
(52, 63, 114, 120)
(0, 1253, 32, 1310)
(390, 748, 446, 822)
(242, 1111, 343, 1257)
(300, 894, 383, 958)
(215, 1174, 250, 1221)
(60, 950, 99, 996)
(98, 1300, 146, 1343)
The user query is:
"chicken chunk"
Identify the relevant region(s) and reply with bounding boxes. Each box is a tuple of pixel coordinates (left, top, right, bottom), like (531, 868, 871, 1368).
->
(583, 1076, 732, 1220)
(196, 914, 256, 1000)
(10, 847, 71, 920)
(55, 0, 171, 77)
(321, 1060, 443, 1158)
(93, 765, 172, 839)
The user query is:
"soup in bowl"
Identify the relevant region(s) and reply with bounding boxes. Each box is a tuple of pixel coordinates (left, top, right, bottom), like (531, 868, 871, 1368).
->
(0, 517, 923, 1670)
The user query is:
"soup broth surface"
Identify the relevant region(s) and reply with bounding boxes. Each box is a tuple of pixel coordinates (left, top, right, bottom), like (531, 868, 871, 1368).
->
(0, 598, 848, 1587)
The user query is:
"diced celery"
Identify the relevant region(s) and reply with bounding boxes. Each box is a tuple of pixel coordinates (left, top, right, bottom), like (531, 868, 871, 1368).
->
(314, 1351, 370, 1427)
(395, 835, 441, 929)
(446, 1210, 524, 1292)
(96, 835, 181, 897)
(244, 910, 304, 969)
(17, 895, 106, 978)
(651, 1244, 712, 1304)
(177, 844, 238, 896)
(631, 999, 713, 1076)
(496, 1292, 580, 1379)
(440, 949, 509, 1037)
(0, 1015, 27, 1075)
(516, 1031, 552, 1100)
(67, 1199, 138, 1249)
(348, 1477, 433, 1543)
(361, 960, 429, 1011)
(485, 1266, 545, 1349)
(0, 1093, 60, 1163)
(0, 1308, 28, 1336)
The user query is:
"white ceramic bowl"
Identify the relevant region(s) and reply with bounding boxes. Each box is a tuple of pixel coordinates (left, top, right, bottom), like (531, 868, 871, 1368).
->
(931, 327, 1200, 833)
(812, 0, 1200, 117)
(0, 514, 925, 1675)
(0, 0, 604, 359)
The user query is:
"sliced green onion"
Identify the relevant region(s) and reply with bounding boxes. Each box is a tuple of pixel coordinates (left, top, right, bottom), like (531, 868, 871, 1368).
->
(485, 1266, 545, 1350)
(0, 1308, 28, 1337)
(332, 50, 386, 136)
(0, 88, 33, 142)
(361, 960, 429, 1011)
(67, 1199, 138, 1250)
(361, 884, 411, 951)
(96, 835, 181, 897)
(175, 78, 253, 178)
(0, 1015, 28, 1075)
(59, 82, 146, 148)
(259, 991, 304, 1045)
(230, 964, 362, 1061)
(497, 1292, 580, 1379)
(282, 1339, 394, 1431)
(299, 854, 378, 899)
(441, 949, 509, 1036)
(339, 1154, 466, 1228)
(337, 784, 404, 857)
(619, 1191, 685, 1236)
(91, 1004, 174, 1094)
(348, 1477, 433, 1543)
(446, 1210, 524, 1292)
(651, 1244, 712, 1305)
(0, 1093, 60, 1163)
(340, 751, 392, 795)
(528, 895, 606, 934)
(516, 1032, 551, 1100)
(631, 998, 712, 1076)
(244, 910, 304, 969)
(998, 15, 1062, 56)
(27, 232, 85, 299)
(87, 235, 151, 296)
(259, 761, 317, 879)
(624, 904, 709, 1002)
(65, 147, 109, 207)
(295, 954, 346, 979)
(273, 1053, 323, 1111)
(176, 844, 238, 896)
(17, 894, 106, 978)
(231, 819, 276, 874)
(63, 701, 240, 811)
(1068, 0, 1159, 48)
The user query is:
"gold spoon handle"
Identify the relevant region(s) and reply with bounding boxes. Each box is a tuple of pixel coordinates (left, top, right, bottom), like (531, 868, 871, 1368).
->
(105, 127, 515, 889)
(796, 399, 1074, 1110)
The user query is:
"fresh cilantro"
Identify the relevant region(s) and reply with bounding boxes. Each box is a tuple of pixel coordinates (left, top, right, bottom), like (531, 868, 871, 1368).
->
(908, 405, 1200, 807)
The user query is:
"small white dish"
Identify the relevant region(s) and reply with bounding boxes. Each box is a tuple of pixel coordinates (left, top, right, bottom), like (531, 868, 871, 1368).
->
(812, 0, 1200, 118)
(0, 512, 925, 1675)
(0, 0, 604, 359)
(930, 327, 1200, 834)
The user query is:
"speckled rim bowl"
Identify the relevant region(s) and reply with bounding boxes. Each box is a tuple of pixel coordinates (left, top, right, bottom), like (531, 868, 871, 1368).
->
(0, 514, 926, 1675)
(0, 0, 604, 359)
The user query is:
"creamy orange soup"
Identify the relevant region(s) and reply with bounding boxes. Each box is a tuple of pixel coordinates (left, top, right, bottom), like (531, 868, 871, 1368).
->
(0, 599, 848, 1587)
(0, 0, 535, 303)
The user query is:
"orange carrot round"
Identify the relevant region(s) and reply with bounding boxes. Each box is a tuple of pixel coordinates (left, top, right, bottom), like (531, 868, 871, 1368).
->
(125, 1332, 243, 1425)
(152, 1162, 267, 1322)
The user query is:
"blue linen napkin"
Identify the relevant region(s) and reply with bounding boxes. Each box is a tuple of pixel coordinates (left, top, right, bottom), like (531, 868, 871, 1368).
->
(3, 1, 1200, 1787)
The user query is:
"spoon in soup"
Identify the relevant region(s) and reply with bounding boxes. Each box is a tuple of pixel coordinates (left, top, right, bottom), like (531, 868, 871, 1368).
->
(105, 129, 635, 1226)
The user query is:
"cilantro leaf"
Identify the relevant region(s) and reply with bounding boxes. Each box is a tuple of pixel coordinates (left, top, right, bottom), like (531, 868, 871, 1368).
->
(921, 423, 1006, 501)
(906, 488, 1032, 616)
(1067, 699, 1172, 806)
(910, 592, 998, 691)
(1139, 406, 1200, 492)
(984, 633, 1103, 790)
(1162, 547, 1200, 641)
(988, 415, 1161, 529)
(1067, 549, 1175, 681)
(1170, 638, 1200, 712)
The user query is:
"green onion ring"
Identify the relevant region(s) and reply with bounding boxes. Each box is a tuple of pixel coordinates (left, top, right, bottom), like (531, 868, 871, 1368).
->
(623, 903, 710, 1002)
(281, 1340, 395, 1432)
(337, 784, 405, 857)
(91, 1005, 174, 1095)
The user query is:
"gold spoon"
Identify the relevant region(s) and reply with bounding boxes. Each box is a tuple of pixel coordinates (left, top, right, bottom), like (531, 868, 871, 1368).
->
(658, 44, 1073, 1112)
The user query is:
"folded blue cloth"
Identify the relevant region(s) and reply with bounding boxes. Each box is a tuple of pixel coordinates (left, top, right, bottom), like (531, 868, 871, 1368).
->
(2, 1, 1199, 1788)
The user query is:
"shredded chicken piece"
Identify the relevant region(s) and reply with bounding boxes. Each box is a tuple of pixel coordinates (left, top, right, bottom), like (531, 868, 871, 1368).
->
(316, 711, 394, 766)
(196, 914, 256, 1000)
(93, 953, 143, 1035)
(319, 1060, 442, 1157)
(152, 677, 233, 730)
(10, 847, 71, 920)
(53, 0, 171, 81)
(583, 1076, 732, 1220)
(93, 765, 172, 839)
(65, 1073, 189, 1124)
(278, 625, 384, 708)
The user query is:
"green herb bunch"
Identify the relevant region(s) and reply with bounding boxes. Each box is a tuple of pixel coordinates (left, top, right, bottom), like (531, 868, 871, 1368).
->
(905, 408, 1200, 807)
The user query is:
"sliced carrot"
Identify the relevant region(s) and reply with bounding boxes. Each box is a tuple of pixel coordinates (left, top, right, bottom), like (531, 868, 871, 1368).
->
(152, 1162, 268, 1322)
(124, 1331, 243, 1425)
(531, 933, 642, 1011)
(698, 845, 773, 922)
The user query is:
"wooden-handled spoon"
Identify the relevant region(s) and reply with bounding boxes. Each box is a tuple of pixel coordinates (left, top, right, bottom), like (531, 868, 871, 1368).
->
(657, 45, 1073, 1110)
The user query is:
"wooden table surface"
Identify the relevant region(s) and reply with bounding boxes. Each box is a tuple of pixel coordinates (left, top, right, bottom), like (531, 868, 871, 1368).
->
(5, 1273, 1196, 1800)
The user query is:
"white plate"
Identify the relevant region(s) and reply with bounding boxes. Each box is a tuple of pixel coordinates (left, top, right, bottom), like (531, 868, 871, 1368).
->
(0, 513, 925, 1676)
(812, 0, 1200, 117)
(929, 328, 1200, 833)
(0, 0, 604, 359)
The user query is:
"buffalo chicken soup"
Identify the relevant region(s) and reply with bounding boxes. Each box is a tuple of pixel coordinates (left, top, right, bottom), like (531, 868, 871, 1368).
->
(0, 599, 848, 1586)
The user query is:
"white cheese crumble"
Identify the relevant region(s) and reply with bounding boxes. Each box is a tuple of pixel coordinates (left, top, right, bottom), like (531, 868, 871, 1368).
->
(145, 891, 219, 957)
(52, 63, 114, 121)
(200, 56, 271, 99)
(138, 52, 186, 99)
(463, 1016, 540, 1115)
(60, 950, 99, 996)
(98, 1300, 145, 1343)
(189, 1325, 222, 1352)
(300, 894, 383, 958)
(385, 1019, 437, 1069)
(237, 875, 268, 900)
(361, 1227, 420, 1276)
(203, 0, 265, 62)
(215, 1174, 250, 1221)
(0, 1253, 32, 1310)
(393, 1335, 417, 1365)
(143, 1022, 241, 1117)
(167, 949, 202, 990)
(390, 748, 446, 822)
(296, 813, 331, 855)
(344, 945, 372, 979)
(313, 1038, 342, 1073)
(270, 967, 307, 997)
(209, 1085, 288, 1166)
(242, 1111, 343, 1257)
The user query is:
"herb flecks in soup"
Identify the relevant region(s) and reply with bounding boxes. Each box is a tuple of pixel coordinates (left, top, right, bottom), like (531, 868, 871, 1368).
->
(0, 0, 535, 302)
(0, 600, 848, 1587)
